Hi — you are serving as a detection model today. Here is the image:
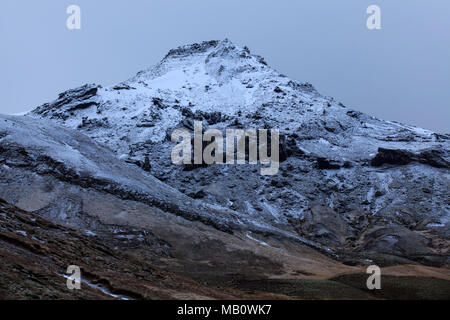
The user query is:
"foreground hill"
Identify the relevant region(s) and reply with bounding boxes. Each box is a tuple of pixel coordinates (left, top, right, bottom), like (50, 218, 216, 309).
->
(1, 197, 449, 299)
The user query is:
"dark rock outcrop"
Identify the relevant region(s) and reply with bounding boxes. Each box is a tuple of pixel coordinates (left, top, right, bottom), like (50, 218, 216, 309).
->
(371, 147, 449, 169)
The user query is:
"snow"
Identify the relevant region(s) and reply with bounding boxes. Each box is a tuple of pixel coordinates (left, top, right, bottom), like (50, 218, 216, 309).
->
(59, 273, 132, 300)
(16, 230, 27, 237)
(84, 230, 97, 237)
(246, 232, 269, 246)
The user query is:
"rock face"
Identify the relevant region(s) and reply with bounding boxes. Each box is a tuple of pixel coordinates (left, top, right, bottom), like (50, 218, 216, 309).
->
(297, 206, 352, 247)
(371, 147, 449, 168)
(1, 39, 449, 299)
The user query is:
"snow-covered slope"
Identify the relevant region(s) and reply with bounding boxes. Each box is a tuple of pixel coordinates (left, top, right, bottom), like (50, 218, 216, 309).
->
(31, 40, 448, 159)
(28, 39, 449, 262)
(1, 114, 329, 248)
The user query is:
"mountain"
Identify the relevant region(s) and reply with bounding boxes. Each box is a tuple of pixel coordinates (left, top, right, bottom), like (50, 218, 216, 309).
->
(1, 39, 449, 299)
(29, 39, 449, 261)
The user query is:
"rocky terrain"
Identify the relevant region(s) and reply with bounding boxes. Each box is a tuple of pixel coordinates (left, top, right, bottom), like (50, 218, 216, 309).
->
(0, 39, 449, 299)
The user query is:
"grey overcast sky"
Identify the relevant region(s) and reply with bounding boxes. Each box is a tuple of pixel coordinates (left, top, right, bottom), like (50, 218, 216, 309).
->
(1, 0, 449, 132)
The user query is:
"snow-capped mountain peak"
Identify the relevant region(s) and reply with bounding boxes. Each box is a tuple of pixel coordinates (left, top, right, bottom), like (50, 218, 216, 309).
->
(118, 39, 317, 117)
